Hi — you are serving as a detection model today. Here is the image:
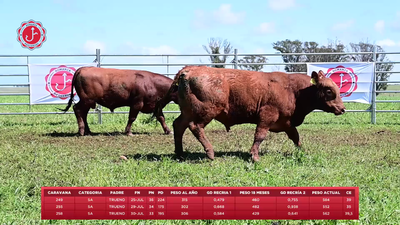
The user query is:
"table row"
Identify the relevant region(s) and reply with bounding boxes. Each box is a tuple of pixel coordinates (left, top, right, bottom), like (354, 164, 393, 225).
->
(43, 203, 355, 211)
(44, 196, 356, 204)
(42, 210, 357, 220)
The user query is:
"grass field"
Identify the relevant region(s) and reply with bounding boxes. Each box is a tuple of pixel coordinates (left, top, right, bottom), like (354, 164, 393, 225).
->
(0, 86, 399, 224)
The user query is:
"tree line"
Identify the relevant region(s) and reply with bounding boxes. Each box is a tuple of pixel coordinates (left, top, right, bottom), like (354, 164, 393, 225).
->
(202, 38, 394, 92)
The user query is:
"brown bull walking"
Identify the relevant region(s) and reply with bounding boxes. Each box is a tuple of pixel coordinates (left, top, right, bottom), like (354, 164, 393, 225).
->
(154, 66, 345, 161)
(61, 67, 178, 136)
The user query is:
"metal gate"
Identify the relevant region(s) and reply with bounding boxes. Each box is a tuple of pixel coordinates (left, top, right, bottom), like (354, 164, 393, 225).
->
(0, 48, 399, 124)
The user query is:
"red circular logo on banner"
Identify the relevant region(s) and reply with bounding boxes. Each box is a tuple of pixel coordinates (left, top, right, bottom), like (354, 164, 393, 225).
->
(17, 20, 46, 50)
(326, 66, 358, 98)
(45, 65, 76, 100)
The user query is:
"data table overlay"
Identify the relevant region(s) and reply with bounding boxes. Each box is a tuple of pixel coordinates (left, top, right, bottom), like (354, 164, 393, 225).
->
(41, 187, 359, 220)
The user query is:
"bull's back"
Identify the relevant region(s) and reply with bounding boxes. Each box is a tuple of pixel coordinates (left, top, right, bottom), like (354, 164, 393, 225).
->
(225, 70, 295, 121)
(75, 67, 171, 111)
(75, 67, 136, 99)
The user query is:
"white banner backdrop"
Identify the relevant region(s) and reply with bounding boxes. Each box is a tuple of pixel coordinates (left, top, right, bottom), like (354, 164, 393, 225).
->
(28, 63, 97, 104)
(307, 63, 375, 104)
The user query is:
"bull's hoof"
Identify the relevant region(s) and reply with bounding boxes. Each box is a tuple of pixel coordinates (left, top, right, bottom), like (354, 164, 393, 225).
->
(126, 132, 134, 137)
(206, 152, 215, 160)
(174, 154, 184, 161)
(83, 130, 92, 136)
(164, 130, 173, 135)
(252, 155, 260, 162)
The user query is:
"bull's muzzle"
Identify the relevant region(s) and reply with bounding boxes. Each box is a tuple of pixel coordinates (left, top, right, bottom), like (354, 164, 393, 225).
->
(334, 107, 346, 115)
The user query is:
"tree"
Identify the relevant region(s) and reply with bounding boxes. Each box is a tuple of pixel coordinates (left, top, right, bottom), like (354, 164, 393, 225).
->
(345, 42, 393, 93)
(238, 55, 267, 71)
(303, 40, 346, 63)
(272, 39, 305, 72)
(272, 39, 346, 72)
(203, 38, 233, 68)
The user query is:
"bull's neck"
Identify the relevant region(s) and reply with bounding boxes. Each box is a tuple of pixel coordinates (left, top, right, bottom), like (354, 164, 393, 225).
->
(291, 84, 319, 127)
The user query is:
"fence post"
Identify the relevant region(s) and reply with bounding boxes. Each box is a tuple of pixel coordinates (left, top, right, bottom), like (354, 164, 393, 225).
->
(234, 49, 238, 69)
(167, 55, 169, 75)
(371, 45, 377, 124)
(27, 56, 32, 112)
(96, 48, 103, 124)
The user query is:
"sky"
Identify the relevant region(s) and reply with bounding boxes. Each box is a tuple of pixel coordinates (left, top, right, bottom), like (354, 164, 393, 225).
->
(1, 0, 400, 84)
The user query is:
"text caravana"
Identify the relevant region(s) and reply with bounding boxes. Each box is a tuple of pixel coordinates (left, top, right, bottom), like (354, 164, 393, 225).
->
(47, 190, 72, 195)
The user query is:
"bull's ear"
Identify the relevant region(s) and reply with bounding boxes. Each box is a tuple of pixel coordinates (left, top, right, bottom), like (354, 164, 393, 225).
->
(317, 70, 326, 79)
(311, 70, 326, 85)
(311, 71, 319, 85)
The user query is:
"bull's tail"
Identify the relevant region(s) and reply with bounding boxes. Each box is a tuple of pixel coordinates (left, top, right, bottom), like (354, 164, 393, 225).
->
(152, 80, 179, 120)
(58, 67, 82, 113)
(152, 66, 194, 120)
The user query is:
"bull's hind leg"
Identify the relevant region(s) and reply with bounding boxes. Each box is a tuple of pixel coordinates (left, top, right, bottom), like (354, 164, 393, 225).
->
(188, 121, 214, 160)
(250, 125, 269, 162)
(173, 114, 190, 158)
(73, 102, 92, 136)
(155, 111, 172, 135)
(285, 127, 301, 148)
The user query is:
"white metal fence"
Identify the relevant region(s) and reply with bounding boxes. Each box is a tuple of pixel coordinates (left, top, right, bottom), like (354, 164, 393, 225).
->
(0, 48, 399, 124)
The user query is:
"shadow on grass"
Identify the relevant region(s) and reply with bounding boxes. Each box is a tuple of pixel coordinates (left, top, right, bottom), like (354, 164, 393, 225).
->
(0, 121, 68, 127)
(43, 131, 151, 137)
(382, 122, 400, 126)
(303, 121, 400, 126)
(124, 151, 254, 162)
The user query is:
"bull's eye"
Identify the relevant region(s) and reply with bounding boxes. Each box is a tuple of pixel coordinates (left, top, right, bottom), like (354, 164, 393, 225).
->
(326, 89, 332, 96)
(325, 89, 334, 100)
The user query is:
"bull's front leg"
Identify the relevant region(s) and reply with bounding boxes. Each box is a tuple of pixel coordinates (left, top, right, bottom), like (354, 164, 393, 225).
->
(155, 111, 172, 134)
(125, 107, 140, 136)
(250, 125, 269, 162)
(285, 126, 301, 148)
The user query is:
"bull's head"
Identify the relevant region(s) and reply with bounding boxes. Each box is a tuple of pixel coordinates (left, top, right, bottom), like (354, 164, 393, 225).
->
(311, 70, 346, 115)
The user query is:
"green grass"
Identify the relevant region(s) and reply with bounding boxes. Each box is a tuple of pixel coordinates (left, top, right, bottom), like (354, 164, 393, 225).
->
(0, 86, 399, 224)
